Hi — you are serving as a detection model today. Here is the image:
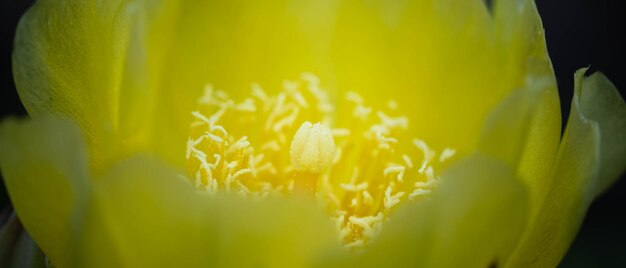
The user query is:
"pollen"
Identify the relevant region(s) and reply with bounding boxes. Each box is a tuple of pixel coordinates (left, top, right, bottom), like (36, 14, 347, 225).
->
(185, 73, 457, 248)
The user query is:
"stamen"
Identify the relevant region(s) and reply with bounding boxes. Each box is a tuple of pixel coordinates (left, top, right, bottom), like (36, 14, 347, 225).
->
(331, 128, 351, 137)
(251, 83, 268, 101)
(402, 154, 414, 169)
(185, 73, 456, 249)
(384, 165, 406, 182)
(439, 148, 457, 163)
(340, 182, 369, 192)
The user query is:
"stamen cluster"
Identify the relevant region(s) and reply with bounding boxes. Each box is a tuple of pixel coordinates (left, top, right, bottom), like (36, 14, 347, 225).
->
(186, 74, 456, 247)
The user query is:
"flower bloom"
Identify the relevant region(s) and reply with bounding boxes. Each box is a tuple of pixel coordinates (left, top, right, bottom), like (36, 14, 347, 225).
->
(1, 0, 625, 267)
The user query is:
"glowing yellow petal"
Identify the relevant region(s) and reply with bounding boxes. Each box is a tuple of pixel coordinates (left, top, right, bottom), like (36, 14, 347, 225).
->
(330, 0, 494, 154)
(133, 0, 550, 163)
(74, 155, 339, 267)
(508, 69, 626, 267)
(143, 0, 341, 170)
(320, 154, 528, 267)
(10, 1, 620, 267)
(0, 116, 89, 267)
(12, 0, 558, 169)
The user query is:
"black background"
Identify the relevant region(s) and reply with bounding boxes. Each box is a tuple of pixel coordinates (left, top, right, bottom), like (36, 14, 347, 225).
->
(1, 1, 624, 266)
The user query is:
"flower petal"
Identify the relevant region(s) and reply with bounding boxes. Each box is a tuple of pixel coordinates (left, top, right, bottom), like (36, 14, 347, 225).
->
(116, 0, 544, 162)
(144, 0, 504, 164)
(478, 76, 558, 171)
(478, 76, 561, 221)
(6, 230, 46, 268)
(74, 155, 339, 267)
(145, 0, 550, 166)
(492, 0, 553, 83)
(479, 1, 564, 242)
(13, 0, 337, 169)
(321, 154, 528, 267)
(138, 0, 342, 168)
(0, 212, 22, 266)
(507, 69, 626, 267)
(0, 116, 90, 267)
(577, 72, 626, 196)
(13, 0, 557, 168)
(13, 1, 123, 167)
(330, 0, 495, 153)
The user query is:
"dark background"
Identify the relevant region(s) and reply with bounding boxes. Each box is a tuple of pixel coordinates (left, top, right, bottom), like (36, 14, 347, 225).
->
(1, 1, 624, 267)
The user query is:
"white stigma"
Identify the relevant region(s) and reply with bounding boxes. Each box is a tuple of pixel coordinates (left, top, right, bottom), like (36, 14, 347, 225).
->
(290, 121, 336, 173)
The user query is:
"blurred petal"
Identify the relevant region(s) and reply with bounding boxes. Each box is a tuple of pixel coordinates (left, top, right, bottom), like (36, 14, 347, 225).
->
(507, 69, 626, 267)
(0, 212, 21, 266)
(0, 116, 90, 267)
(0, 212, 44, 268)
(7, 230, 46, 268)
(321, 154, 528, 268)
(74, 155, 339, 267)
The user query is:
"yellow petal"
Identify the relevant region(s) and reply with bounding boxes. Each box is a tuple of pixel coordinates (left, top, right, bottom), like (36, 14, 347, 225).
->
(507, 69, 626, 267)
(145, 0, 557, 162)
(492, 0, 553, 83)
(480, 0, 564, 238)
(13, 1, 129, 170)
(13, 0, 556, 169)
(74, 155, 339, 267)
(331, 0, 493, 153)
(483, 0, 561, 162)
(478, 76, 558, 170)
(320, 154, 528, 268)
(142, 0, 341, 169)
(478, 72, 561, 219)
(0, 116, 90, 267)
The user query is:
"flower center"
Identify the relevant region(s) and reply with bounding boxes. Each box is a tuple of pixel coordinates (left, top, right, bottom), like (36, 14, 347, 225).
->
(185, 73, 456, 248)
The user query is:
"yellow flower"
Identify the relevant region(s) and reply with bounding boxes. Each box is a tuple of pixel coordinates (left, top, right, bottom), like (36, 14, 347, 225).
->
(1, 0, 625, 267)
